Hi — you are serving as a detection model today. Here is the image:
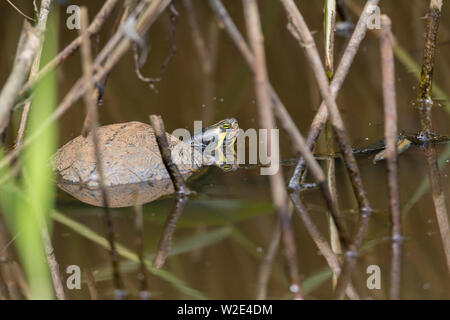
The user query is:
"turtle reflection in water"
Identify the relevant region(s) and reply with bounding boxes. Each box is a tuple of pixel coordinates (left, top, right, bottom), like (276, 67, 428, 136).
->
(53, 119, 239, 207)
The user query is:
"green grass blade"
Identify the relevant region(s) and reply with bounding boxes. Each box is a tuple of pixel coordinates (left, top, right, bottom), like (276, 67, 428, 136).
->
(8, 8, 60, 300)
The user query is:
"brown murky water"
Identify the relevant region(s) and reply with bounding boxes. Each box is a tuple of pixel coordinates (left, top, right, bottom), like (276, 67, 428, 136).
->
(1, 0, 449, 299)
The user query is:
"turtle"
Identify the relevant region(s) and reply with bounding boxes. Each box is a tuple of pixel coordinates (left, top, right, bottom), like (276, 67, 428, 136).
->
(53, 118, 239, 208)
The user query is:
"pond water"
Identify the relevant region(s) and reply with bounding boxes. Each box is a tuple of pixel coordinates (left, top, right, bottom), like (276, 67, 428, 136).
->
(0, 0, 449, 299)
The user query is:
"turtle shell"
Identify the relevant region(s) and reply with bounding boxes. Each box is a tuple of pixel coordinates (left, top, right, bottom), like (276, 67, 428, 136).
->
(53, 121, 203, 207)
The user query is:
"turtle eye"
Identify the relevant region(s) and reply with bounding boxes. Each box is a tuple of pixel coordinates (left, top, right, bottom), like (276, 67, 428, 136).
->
(222, 164, 232, 171)
(222, 123, 231, 130)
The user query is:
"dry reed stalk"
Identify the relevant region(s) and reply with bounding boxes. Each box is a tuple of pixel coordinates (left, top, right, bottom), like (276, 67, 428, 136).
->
(79, 8, 127, 299)
(290, 193, 359, 299)
(326, 120, 343, 288)
(40, 222, 65, 300)
(324, 0, 336, 80)
(423, 146, 450, 273)
(20, 0, 120, 98)
(183, 0, 213, 75)
(324, 0, 343, 289)
(150, 115, 191, 196)
(288, 0, 380, 190)
(243, 0, 303, 299)
(15, 0, 53, 149)
(279, 0, 374, 299)
(415, 0, 450, 276)
(280, 0, 371, 215)
(255, 218, 281, 300)
(0, 10, 41, 134)
(183, 0, 218, 123)
(84, 268, 100, 300)
(152, 196, 189, 269)
(133, 204, 150, 299)
(150, 114, 191, 269)
(379, 15, 402, 300)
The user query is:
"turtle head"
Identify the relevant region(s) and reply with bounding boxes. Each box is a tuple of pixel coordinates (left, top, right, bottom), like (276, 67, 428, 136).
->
(213, 118, 239, 148)
(193, 118, 239, 149)
(194, 118, 239, 170)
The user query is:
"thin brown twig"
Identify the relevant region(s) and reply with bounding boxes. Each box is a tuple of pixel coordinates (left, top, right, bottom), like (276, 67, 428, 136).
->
(84, 268, 100, 300)
(256, 218, 281, 300)
(15, 0, 53, 149)
(32, 0, 38, 17)
(80, 89, 99, 138)
(6, 0, 35, 22)
(324, 0, 336, 79)
(0, 22, 40, 135)
(326, 120, 343, 288)
(0, 17, 29, 143)
(132, 2, 178, 93)
(150, 114, 191, 269)
(79, 7, 127, 299)
(183, 0, 218, 123)
(152, 196, 189, 269)
(255, 199, 360, 300)
(324, 0, 342, 289)
(20, 0, 121, 98)
(40, 222, 66, 300)
(133, 204, 150, 299)
(415, 0, 450, 276)
(86, 0, 138, 114)
(278, 0, 373, 299)
(243, 0, 303, 299)
(280, 0, 371, 214)
(183, 0, 212, 74)
(334, 211, 371, 299)
(204, 18, 219, 121)
(290, 193, 359, 299)
(423, 145, 450, 274)
(287, 0, 380, 190)
(417, 0, 441, 134)
(150, 115, 191, 196)
(379, 15, 402, 300)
